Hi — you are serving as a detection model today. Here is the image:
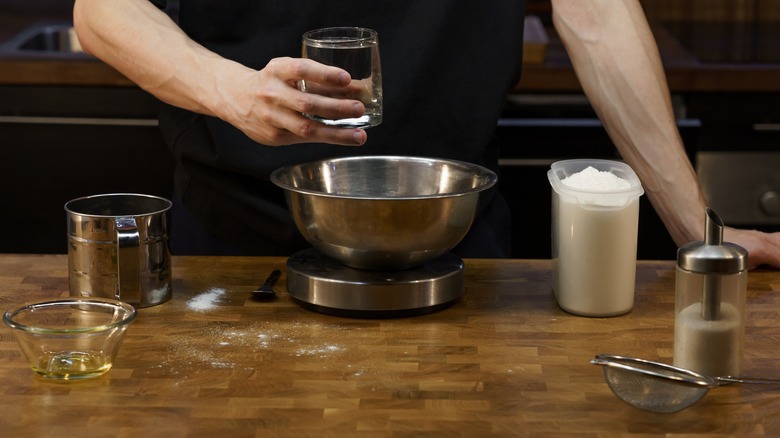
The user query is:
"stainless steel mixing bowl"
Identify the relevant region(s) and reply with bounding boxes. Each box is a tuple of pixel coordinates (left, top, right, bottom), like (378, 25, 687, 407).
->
(271, 156, 497, 270)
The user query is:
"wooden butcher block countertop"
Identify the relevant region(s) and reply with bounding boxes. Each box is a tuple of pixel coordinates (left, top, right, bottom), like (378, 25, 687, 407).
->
(1, 254, 780, 437)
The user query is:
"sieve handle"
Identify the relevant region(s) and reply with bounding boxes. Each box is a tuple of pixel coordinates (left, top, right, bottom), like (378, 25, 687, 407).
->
(718, 376, 780, 385)
(115, 217, 141, 304)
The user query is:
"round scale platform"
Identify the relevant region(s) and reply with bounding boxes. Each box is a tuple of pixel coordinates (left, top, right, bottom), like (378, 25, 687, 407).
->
(286, 249, 464, 317)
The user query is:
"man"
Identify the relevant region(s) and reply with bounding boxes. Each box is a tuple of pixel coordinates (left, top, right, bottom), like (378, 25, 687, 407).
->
(73, 0, 780, 268)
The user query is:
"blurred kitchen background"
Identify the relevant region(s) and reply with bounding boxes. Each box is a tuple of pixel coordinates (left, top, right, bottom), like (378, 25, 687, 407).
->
(1, 0, 778, 259)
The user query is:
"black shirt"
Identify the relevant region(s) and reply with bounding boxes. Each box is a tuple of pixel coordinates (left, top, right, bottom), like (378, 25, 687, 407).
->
(158, 1, 527, 256)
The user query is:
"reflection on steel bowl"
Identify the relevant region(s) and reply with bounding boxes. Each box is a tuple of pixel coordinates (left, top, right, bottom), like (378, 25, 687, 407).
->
(271, 156, 497, 270)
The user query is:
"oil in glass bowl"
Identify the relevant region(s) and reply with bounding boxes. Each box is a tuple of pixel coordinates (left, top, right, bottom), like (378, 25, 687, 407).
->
(3, 297, 136, 380)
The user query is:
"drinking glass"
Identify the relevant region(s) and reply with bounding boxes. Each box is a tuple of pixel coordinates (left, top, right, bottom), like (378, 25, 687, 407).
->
(301, 27, 382, 128)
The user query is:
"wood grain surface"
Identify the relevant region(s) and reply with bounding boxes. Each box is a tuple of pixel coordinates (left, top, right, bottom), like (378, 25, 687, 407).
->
(1, 254, 779, 437)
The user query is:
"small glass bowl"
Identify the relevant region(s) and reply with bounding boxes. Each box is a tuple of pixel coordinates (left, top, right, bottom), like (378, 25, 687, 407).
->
(3, 297, 136, 380)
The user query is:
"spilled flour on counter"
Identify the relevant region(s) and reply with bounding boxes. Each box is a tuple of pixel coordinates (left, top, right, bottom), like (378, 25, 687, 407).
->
(149, 320, 363, 376)
(295, 344, 343, 358)
(187, 287, 226, 311)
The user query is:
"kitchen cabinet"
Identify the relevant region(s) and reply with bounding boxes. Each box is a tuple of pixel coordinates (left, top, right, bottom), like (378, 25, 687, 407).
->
(689, 93, 780, 152)
(0, 85, 174, 253)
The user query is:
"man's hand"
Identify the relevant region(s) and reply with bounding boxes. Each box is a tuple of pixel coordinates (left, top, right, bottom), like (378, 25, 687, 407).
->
(221, 57, 368, 146)
(74, 0, 368, 148)
(724, 227, 780, 270)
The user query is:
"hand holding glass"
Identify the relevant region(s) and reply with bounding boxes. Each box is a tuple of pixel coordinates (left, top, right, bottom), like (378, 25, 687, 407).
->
(301, 27, 383, 128)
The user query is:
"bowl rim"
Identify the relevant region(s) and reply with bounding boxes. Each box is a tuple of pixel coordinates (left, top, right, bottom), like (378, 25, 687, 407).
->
(270, 155, 497, 200)
(3, 297, 137, 335)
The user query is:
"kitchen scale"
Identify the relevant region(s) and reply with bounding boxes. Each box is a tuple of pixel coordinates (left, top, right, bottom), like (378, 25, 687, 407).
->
(286, 248, 464, 317)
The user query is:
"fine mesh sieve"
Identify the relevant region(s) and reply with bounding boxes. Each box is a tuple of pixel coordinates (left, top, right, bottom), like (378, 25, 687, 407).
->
(591, 354, 717, 413)
(591, 354, 780, 413)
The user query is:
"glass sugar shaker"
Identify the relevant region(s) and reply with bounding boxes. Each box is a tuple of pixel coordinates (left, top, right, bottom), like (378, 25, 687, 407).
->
(673, 208, 748, 377)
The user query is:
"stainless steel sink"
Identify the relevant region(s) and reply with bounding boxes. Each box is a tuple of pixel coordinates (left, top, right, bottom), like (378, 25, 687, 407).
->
(0, 22, 91, 58)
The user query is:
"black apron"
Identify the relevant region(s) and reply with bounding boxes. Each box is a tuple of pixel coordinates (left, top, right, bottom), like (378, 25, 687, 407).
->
(158, 1, 526, 256)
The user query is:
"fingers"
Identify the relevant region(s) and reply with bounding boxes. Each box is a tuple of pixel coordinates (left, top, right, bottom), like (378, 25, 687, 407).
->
(294, 92, 366, 124)
(244, 102, 367, 147)
(756, 232, 780, 270)
(266, 58, 366, 123)
(274, 111, 368, 146)
(231, 57, 370, 147)
(724, 227, 780, 270)
(274, 57, 351, 88)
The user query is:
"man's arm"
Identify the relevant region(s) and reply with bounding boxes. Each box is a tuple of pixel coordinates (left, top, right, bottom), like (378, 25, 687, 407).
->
(73, 0, 366, 146)
(551, 0, 780, 268)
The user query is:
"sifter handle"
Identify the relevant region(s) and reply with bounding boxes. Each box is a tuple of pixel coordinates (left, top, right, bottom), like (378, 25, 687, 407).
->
(115, 217, 140, 304)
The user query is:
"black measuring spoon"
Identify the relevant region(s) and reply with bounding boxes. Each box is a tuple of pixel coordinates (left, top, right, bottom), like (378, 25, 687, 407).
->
(251, 269, 281, 300)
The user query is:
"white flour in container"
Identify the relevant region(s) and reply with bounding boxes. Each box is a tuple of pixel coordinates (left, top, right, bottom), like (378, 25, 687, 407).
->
(561, 166, 631, 191)
(553, 165, 640, 316)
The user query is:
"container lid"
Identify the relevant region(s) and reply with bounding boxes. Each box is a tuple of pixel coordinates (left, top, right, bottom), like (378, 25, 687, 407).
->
(547, 159, 644, 208)
(677, 208, 748, 274)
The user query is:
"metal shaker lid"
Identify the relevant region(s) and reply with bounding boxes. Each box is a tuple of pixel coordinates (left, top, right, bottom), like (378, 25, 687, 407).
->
(677, 208, 748, 274)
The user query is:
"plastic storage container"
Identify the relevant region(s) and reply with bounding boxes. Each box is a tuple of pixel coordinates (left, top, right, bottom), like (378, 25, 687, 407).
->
(548, 159, 645, 316)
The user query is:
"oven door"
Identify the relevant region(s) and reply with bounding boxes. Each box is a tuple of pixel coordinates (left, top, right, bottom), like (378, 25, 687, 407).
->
(690, 93, 780, 232)
(697, 152, 780, 228)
